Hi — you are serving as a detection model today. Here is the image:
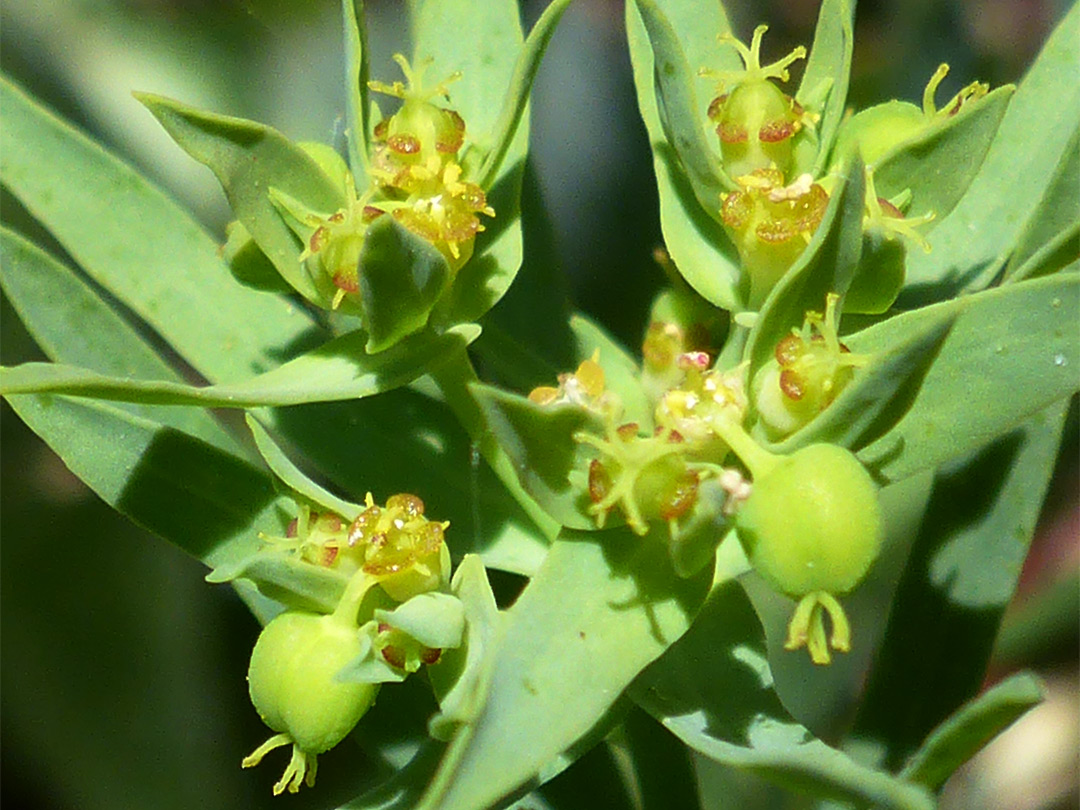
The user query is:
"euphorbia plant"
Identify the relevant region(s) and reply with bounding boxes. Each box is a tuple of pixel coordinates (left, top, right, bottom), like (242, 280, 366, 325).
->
(1, 1, 1077, 808)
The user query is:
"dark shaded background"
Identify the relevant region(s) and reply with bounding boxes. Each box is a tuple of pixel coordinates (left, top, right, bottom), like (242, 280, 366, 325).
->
(2, 1, 1075, 808)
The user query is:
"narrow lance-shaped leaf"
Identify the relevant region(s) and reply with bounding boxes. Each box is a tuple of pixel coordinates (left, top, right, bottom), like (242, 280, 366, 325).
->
(1003, 122, 1080, 282)
(855, 274, 1078, 483)
(3, 393, 285, 579)
(633, 0, 732, 212)
(0, 76, 316, 384)
(343, 0, 372, 183)
(625, 0, 742, 311)
(632, 582, 935, 810)
(852, 398, 1069, 766)
(417, 527, 711, 810)
(136, 92, 346, 305)
(799, 0, 854, 176)
(899, 672, 1044, 790)
(0, 324, 480, 408)
(0, 226, 244, 458)
(245, 413, 363, 520)
(475, 0, 575, 190)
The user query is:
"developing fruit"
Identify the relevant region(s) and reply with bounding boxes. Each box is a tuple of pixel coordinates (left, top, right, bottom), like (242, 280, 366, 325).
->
(243, 611, 379, 794)
(735, 443, 882, 664)
(701, 24, 812, 179)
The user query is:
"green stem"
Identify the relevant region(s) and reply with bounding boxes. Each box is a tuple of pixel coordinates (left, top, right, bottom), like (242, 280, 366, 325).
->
(429, 346, 560, 540)
(332, 570, 378, 626)
(708, 415, 780, 480)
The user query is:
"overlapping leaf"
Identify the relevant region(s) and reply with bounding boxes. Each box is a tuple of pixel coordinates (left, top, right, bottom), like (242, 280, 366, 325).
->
(418, 527, 711, 810)
(632, 581, 935, 810)
(854, 274, 1078, 483)
(0, 75, 317, 384)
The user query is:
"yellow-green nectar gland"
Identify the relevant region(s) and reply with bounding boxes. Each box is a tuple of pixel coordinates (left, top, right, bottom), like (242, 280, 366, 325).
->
(380, 161, 495, 269)
(576, 422, 701, 535)
(701, 24, 810, 178)
(721, 169, 829, 307)
(754, 293, 870, 440)
(298, 174, 382, 309)
(654, 352, 748, 462)
(528, 351, 623, 418)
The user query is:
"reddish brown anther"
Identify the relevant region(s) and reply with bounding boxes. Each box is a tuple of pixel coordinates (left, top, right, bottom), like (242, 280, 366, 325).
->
(775, 333, 803, 365)
(588, 459, 612, 504)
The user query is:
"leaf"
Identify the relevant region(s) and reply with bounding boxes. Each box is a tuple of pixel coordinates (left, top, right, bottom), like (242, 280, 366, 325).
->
(471, 382, 604, 531)
(899, 672, 1044, 790)
(360, 217, 452, 353)
(851, 398, 1069, 768)
(798, 0, 855, 176)
(0, 75, 316, 385)
(375, 592, 466, 650)
(3, 394, 284, 573)
(632, 0, 731, 214)
(475, 0, 575, 190)
(745, 155, 866, 379)
(874, 85, 1014, 227)
(343, 0, 372, 183)
(626, 0, 742, 311)
(1, 324, 480, 408)
(631, 581, 934, 810)
(902, 4, 1080, 299)
(245, 413, 363, 519)
(418, 528, 711, 810)
(0, 226, 244, 457)
(1004, 123, 1080, 282)
(763, 301, 956, 455)
(136, 92, 346, 305)
(855, 274, 1078, 483)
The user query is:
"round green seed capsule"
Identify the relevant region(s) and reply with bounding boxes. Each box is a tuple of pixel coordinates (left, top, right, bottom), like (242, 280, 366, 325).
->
(244, 611, 379, 793)
(735, 443, 881, 598)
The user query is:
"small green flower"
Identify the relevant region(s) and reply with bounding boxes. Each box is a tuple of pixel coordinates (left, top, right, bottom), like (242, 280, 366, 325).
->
(753, 293, 870, 440)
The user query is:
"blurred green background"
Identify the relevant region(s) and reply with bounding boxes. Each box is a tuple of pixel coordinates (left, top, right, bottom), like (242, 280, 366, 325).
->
(1, 1, 1075, 808)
